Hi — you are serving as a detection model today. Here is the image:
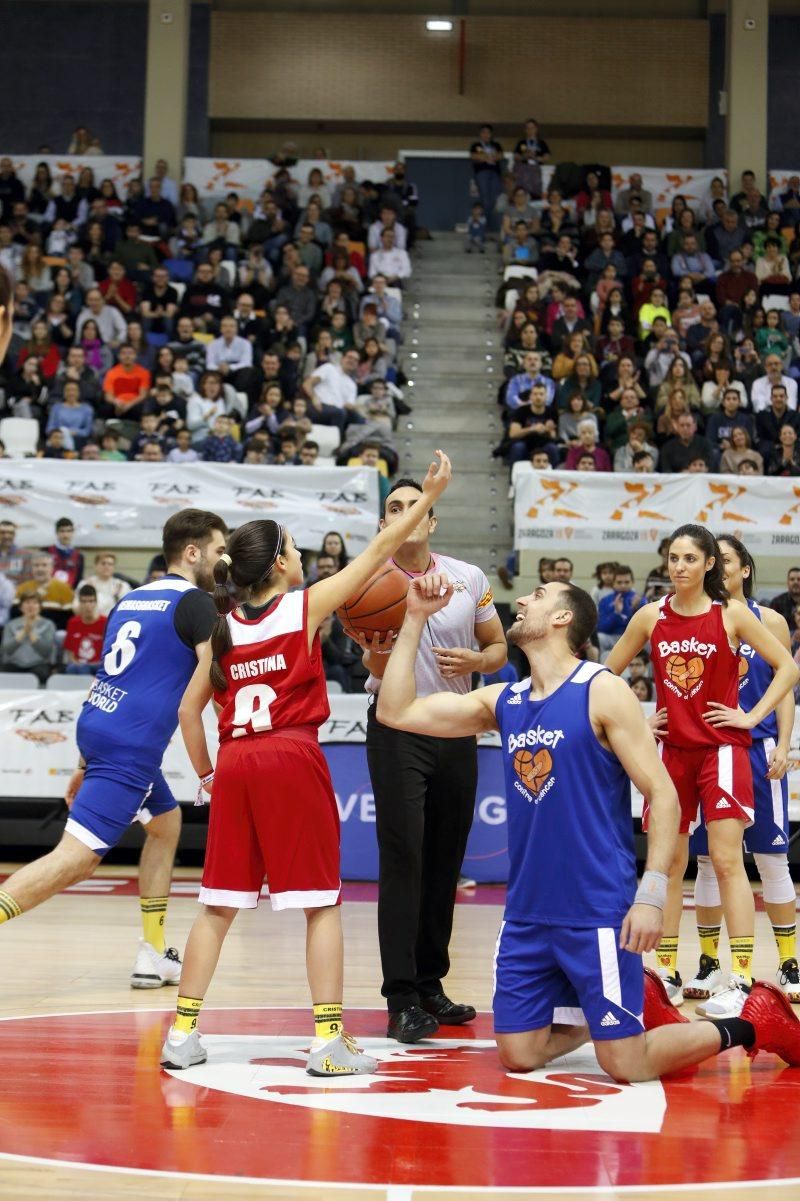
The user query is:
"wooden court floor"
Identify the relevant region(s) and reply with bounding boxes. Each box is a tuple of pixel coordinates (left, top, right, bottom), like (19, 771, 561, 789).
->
(0, 866, 798, 1201)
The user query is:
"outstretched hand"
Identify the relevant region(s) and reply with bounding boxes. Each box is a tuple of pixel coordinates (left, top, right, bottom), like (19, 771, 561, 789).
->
(421, 450, 452, 504)
(406, 573, 454, 620)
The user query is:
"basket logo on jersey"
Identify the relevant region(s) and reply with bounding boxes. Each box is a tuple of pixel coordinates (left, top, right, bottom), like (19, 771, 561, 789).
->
(513, 748, 553, 796)
(737, 642, 755, 687)
(664, 654, 705, 694)
(165, 1033, 667, 1134)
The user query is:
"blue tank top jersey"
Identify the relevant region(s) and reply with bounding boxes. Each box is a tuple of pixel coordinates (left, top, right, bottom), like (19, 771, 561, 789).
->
(495, 661, 637, 927)
(738, 599, 778, 742)
(77, 576, 203, 771)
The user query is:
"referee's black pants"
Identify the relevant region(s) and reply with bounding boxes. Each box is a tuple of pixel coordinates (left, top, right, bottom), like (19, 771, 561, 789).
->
(366, 703, 477, 1013)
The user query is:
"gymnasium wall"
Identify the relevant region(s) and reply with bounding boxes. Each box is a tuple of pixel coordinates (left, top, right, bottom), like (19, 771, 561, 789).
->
(0, 1, 210, 156)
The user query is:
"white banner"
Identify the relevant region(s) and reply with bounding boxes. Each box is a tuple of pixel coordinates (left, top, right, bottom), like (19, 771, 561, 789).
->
(610, 167, 725, 216)
(0, 460, 379, 552)
(514, 469, 800, 556)
(0, 154, 141, 193)
(2, 691, 800, 821)
(183, 158, 395, 202)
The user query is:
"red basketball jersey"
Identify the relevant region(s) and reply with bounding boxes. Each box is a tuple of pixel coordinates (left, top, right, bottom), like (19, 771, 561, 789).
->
(649, 595, 750, 750)
(215, 591, 330, 744)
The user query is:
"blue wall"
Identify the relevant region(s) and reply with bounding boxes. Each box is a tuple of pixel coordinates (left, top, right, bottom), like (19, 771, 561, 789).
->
(0, 0, 209, 156)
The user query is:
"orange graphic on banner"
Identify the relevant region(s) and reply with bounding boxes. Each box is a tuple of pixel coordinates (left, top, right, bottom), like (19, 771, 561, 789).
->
(778, 487, 800, 526)
(526, 479, 584, 520)
(609, 482, 671, 522)
(695, 483, 756, 525)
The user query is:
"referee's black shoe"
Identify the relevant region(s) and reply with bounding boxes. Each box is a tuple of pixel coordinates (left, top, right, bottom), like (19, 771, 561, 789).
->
(387, 1005, 439, 1043)
(421, 993, 477, 1025)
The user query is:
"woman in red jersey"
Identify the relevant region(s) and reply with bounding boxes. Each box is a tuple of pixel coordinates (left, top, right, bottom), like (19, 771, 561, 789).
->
(161, 450, 451, 1077)
(606, 524, 797, 1018)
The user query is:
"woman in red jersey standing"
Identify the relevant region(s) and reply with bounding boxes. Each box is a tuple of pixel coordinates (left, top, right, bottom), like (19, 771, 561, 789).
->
(606, 524, 797, 1018)
(161, 450, 451, 1077)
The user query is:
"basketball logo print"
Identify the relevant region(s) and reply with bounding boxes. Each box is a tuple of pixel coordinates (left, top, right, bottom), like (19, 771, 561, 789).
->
(738, 655, 749, 679)
(513, 747, 552, 794)
(665, 654, 704, 692)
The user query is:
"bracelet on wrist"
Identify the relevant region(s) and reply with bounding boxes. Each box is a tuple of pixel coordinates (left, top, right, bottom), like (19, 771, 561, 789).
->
(195, 769, 215, 807)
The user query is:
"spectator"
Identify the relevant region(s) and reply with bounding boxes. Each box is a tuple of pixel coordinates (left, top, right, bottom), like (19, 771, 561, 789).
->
(767, 423, 800, 476)
(102, 343, 151, 424)
(659, 412, 714, 474)
(206, 314, 254, 388)
(0, 521, 32, 584)
(670, 233, 716, 289)
(772, 567, 800, 625)
(15, 553, 74, 626)
(751, 355, 799, 412)
(63, 583, 106, 675)
(465, 202, 487, 253)
(201, 201, 241, 258)
(46, 380, 94, 448)
(706, 387, 756, 449)
(303, 347, 364, 433)
(605, 387, 650, 450)
(43, 518, 84, 590)
(644, 327, 691, 389)
(99, 430, 125, 460)
(273, 264, 317, 334)
(756, 383, 800, 457)
(140, 265, 179, 335)
(505, 351, 556, 409)
(75, 551, 131, 617)
(180, 261, 231, 332)
(367, 227, 412, 285)
(76, 288, 127, 348)
(0, 157, 25, 220)
(631, 677, 654, 702)
(615, 173, 653, 215)
(470, 125, 504, 228)
(0, 593, 56, 684)
(590, 561, 618, 605)
(139, 440, 165, 462)
(597, 565, 641, 656)
(613, 421, 659, 472)
(563, 419, 611, 471)
(507, 383, 559, 464)
(756, 308, 791, 363)
(98, 260, 137, 315)
(200, 414, 243, 463)
(167, 427, 200, 463)
(755, 236, 792, 287)
(719, 427, 764, 475)
(127, 413, 169, 460)
(706, 208, 746, 263)
(0, 566, 14, 625)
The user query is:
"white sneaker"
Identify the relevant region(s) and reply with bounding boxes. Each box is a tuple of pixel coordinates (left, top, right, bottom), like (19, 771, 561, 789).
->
(682, 954, 724, 1001)
(777, 958, 800, 1004)
(695, 975, 750, 1019)
(657, 968, 685, 1007)
(131, 940, 182, 989)
(160, 1028, 207, 1070)
(306, 1031, 378, 1076)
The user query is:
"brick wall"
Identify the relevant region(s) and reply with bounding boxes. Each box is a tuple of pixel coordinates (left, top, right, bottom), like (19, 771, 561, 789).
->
(209, 13, 709, 129)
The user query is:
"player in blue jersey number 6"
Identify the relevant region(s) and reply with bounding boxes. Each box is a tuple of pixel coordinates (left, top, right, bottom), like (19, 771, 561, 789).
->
(0, 510, 228, 989)
(377, 574, 800, 1079)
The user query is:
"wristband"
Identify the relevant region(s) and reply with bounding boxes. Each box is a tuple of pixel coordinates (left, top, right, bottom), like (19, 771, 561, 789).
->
(634, 870, 668, 910)
(195, 770, 215, 807)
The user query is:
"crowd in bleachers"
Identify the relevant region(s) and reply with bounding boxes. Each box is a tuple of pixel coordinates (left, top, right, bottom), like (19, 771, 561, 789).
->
(0, 153, 416, 476)
(476, 127, 800, 478)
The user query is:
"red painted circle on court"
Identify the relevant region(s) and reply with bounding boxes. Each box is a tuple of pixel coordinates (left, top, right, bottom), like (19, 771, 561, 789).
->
(1, 1007, 799, 1190)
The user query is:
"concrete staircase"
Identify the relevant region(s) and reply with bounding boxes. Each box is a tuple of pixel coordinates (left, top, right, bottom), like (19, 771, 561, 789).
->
(399, 232, 509, 586)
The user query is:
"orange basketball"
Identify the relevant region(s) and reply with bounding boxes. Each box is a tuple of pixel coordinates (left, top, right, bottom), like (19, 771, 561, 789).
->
(738, 655, 749, 678)
(513, 747, 552, 792)
(514, 749, 535, 784)
(337, 563, 409, 641)
(665, 654, 704, 692)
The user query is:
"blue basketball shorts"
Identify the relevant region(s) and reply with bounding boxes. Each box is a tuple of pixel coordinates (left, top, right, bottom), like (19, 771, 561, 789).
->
(66, 762, 178, 856)
(493, 919, 645, 1041)
(690, 737, 789, 857)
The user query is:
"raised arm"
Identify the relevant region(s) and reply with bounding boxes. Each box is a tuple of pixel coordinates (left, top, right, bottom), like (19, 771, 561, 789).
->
(376, 574, 502, 737)
(306, 450, 451, 638)
(590, 672, 680, 952)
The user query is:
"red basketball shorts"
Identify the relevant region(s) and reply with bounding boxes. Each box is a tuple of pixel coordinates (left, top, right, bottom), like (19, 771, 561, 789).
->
(643, 743, 754, 835)
(199, 732, 342, 911)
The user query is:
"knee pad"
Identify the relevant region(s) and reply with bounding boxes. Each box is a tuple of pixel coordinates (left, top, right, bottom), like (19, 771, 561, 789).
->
(694, 855, 722, 908)
(753, 853, 796, 906)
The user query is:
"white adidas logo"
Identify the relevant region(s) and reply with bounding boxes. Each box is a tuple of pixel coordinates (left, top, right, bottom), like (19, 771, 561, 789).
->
(507, 693, 522, 705)
(716, 798, 731, 809)
(773, 834, 786, 846)
(600, 1011, 620, 1027)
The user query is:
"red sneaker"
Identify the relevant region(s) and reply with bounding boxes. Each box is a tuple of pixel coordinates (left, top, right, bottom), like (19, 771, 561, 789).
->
(741, 981, 800, 1066)
(643, 967, 690, 1030)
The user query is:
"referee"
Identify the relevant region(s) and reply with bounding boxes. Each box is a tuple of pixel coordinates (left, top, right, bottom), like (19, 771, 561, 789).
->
(361, 477, 507, 1042)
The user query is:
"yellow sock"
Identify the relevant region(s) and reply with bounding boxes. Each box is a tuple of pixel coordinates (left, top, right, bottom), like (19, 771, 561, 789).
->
(729, 936, 754, 983)
(655, 936, 679, 976)
(140, 896, 168, 954)
(174, 996, 203, 1036)
(697, 924, 721, 962)
(0, 890, 21, 924)
(313, 1002, 343, 1042)
(773, 923, 797, 965)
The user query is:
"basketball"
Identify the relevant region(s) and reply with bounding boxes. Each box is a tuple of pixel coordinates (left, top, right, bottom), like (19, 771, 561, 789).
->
(513, 747, 552, 792)
(665, 653, 705, 691)
(336, 563, 409, 640)
(513, 749, 534, 783)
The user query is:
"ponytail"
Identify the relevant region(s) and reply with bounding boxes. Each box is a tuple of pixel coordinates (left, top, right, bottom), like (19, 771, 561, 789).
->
(669, 523, 729, 604)
(208, 520, 287, 693)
